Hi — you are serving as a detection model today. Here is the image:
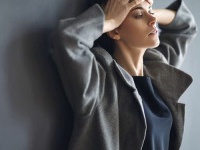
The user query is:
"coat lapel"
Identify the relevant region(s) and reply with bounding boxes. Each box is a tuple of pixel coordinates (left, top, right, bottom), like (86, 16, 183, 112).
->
(113, 61, 136, 90)
(113, 61, 147, 126)
(143, 61, 192, 103)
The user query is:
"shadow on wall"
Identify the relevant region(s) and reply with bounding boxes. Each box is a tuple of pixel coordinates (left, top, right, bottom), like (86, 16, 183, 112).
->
(3, 27, 72, 149)
(0, 0, 90, 149)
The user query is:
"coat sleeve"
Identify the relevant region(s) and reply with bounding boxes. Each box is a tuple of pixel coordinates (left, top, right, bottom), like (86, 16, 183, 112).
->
(155, 0, 197, 68)
(50, 4, 106, 117)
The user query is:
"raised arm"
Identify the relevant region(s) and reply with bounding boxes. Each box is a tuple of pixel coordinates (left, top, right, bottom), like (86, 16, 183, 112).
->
(50, 0, 145, 116)
(154, 0, 197, 68)
(50, 5, 106, 117)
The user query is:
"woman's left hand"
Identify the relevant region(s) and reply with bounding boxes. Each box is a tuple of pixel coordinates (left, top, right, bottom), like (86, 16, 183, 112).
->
(103, 0, 145, 33)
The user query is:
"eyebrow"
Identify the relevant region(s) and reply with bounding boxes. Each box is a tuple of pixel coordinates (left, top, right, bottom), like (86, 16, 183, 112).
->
(131, 6, 152, 12)
(131, 7, 144, 12)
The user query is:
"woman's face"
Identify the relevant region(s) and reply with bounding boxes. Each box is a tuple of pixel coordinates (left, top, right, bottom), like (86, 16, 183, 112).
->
(116, 1, 160, 50)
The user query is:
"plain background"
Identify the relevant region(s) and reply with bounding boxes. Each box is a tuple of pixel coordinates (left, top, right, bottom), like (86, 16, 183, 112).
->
(0, 0, 199, 149)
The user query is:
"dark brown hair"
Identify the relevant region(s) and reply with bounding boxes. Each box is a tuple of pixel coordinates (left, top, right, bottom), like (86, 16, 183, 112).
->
(90, 0, 116, 55)
(94, 33, 116, 55)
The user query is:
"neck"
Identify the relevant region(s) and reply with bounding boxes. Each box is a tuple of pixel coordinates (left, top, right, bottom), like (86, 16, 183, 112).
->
(113, 44, 146, 76)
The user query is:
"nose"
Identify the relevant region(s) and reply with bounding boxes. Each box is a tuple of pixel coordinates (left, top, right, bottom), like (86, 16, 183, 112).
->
(148, 15, 157, 28)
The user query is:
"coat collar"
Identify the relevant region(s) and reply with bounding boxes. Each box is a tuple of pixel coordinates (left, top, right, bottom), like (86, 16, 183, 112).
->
(92, 46, 192, 103)
(114, 60, 192, 102)
(143, 61, 192, 102)
(113, 61, 136, 90)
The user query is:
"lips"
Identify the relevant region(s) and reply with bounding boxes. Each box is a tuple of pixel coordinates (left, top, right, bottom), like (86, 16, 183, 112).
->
(148, 28, 158, 36)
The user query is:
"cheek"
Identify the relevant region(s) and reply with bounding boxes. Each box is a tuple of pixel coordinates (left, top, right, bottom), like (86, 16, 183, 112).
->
(118, 22, 147, 42)
(119, 18, 147, 35)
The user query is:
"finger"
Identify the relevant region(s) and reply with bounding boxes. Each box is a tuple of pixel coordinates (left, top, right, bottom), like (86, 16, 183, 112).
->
(146, 0, 154, 5)
(104, 0, 111, 14)
(129, 0, 145, 8)
(121, 0, 129, 5)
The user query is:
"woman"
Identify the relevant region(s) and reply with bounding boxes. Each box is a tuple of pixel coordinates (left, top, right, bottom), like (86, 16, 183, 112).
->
(50, 0, 197, 149)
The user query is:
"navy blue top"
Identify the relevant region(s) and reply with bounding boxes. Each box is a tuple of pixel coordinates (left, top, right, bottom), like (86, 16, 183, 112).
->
(133, 76, 172, 150)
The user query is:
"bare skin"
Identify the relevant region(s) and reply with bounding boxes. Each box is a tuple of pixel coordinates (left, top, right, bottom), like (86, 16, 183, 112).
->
(103, 0, 175, 76)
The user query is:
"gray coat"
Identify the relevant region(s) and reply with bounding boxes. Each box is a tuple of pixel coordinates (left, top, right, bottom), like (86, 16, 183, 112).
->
(51, 0, 197, 149)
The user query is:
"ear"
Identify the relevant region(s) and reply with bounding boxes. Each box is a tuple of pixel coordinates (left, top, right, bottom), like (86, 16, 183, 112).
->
(107, 29, 120, 40)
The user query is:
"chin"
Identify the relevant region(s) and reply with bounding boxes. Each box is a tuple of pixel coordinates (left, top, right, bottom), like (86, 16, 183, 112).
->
(149, 39, 160, 48)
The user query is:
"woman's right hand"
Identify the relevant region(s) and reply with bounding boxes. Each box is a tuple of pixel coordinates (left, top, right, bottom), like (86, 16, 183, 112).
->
(103, 0, 145, 33)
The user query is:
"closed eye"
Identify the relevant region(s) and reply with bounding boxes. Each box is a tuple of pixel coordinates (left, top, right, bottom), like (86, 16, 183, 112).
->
(131, 7, 144, 19)
(131, 6, 154, 19)
(133, 9, 143, 19)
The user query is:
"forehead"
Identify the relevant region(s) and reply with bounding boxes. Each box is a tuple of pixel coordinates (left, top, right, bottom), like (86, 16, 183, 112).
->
(132, 0, 152, 10)
(129, 0, 153, 4)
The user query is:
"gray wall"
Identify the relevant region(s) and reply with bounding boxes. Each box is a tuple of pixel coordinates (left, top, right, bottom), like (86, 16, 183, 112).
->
(0, 0, 89, 149)
(0, 0, 199, 150)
